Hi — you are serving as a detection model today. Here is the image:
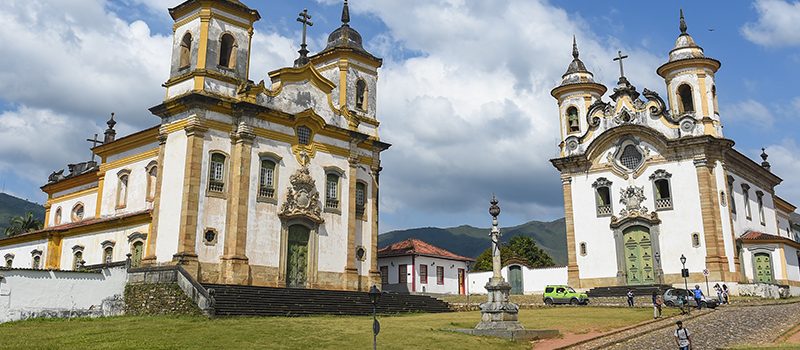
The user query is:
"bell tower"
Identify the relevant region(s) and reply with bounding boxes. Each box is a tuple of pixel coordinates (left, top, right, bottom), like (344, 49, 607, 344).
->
(657, 10, 721, 137)
(163, 0, 261, 101)
(310, 0, 383, 128)
(550, 37, 607, 155)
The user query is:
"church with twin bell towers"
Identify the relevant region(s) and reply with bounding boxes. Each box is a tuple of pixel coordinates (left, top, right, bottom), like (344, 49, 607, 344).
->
(550, 11, 800, 292)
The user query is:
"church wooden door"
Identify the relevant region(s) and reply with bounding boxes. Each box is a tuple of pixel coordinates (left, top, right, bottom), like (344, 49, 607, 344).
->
(509, 265, 524, 295)
(623, 227, 655, 285)
(286, 225, 310, 288)
(754, 253, 773, 283)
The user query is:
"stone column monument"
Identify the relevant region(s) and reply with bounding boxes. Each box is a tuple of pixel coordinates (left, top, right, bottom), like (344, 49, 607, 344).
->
(475, 195, 523, 330)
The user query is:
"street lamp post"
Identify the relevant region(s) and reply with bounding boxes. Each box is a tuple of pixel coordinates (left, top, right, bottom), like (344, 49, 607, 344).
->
(369, 285, 381, 350)
(680, 254, 689, 315)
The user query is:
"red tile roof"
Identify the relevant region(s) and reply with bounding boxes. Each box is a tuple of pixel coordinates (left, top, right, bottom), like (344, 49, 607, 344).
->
(740, 230, 800, 249)
(378, 238, 474, 261)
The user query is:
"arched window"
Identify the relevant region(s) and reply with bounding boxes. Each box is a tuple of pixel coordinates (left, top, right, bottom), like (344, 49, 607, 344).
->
(691, 233, 701, 247)
(103, 246, 113, 264)
(355, 79, 367, 111)
(592, 177, 613, 217)
(4, 254, 13, 268)
(756, 191, 765, 225)
(73, 248, 84, 270)
(208, 152, 226, 193)
(54, 207, 62, 225)
(355, 181, 367, 218)
(619, 145, 643, 171)
(742, 184, 752, 220)
(116, 171, 129, 209)
(650, 170, 673, 210)
(71, 203, 85, 222)
(179, 32, 192, 69)
(296, 125, 312, 145)
(712, 85, 718, 115)
(325, 173, 340, 209)
(218, 33, 236, 69)
(579, 242, 587, 256)
(566, 106, 580, 133)
(130, 241, 144, 268)
(677, 84, 694, 113)
(259, 159, 277, 199)
(146, 162, 158, 202)
(32, 254, 41, 269)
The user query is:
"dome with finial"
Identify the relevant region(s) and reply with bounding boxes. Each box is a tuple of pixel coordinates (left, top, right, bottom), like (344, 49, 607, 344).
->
(556, 36, 602, 88)
(323, 0, 371, 56)
(668, 9, 706, 62)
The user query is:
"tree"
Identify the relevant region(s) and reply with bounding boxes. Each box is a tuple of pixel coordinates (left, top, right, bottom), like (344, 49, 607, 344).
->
(4, 212, 42, 237)
(472, 235, 554, 271)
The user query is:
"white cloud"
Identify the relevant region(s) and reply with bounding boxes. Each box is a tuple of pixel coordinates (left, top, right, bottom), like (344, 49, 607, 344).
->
(742, 0, 800, 47)
(762, 140, 800, 205)
(724, 99, 775, 128)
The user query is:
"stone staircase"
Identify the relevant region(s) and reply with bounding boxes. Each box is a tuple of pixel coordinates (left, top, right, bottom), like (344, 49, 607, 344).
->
(203, 284, 452, 317)
(587, 284, 673, 298)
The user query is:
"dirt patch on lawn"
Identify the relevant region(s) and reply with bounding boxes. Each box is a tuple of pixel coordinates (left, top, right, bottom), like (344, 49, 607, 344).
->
(531, 331, 604, 349)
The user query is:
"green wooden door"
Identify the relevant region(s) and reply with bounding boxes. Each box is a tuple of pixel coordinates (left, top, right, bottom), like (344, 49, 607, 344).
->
(509, 265, 523, 295)
(623, 227, 656, 285)
(754, 253, 773, 283)
(286, 225, 310, 288)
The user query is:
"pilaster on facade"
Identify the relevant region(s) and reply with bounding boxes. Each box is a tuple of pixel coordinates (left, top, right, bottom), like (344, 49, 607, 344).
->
(173, 117, 208, 269)
(693, 156, 730, 280)
(560, 174, 580, 288)
(143, 132, 169, 265)
(220, 123, 255, 284)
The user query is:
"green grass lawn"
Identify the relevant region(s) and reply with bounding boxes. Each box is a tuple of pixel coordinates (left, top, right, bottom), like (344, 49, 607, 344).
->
(0, 307, 666, 349)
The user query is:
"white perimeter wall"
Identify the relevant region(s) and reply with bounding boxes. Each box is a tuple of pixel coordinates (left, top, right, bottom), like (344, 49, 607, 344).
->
(0, 266, 127, 323)
(469, 266, 568, 295)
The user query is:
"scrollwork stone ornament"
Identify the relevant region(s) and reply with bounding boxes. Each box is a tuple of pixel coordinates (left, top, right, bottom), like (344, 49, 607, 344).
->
(617, 185, 649, 218)
(279, 166, 323, 224)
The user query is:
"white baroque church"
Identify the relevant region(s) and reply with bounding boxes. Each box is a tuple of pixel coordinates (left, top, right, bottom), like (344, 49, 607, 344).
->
(550, 12, 800, 293)
(0, 0, 388, 291)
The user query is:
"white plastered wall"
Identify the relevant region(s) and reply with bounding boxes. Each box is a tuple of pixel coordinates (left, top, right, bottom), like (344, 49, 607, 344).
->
(468, 266, 568, 295)
(728, 172, 778, 237)
(0, 240, 47, 269)
(413, 256, 469, 295)
(49, 191, 98, 226)
(99, 156, 157, 217)
(58, 222, 150, 268)
(153, 129, 188, 262)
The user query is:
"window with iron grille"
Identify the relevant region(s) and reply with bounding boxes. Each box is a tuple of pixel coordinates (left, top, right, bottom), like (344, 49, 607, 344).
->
(297, 126, 312, 145)
(619, 145, 643, 170)
(326, 174, 339, 208)
(209, 153, 226, 192)
(436, 266, 444, 285)
(259, 159, 276, 198)
(420, 264, 428, 284)
(356, 182, 366, 216)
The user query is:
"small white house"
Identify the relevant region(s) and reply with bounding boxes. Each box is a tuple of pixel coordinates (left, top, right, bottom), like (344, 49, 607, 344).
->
(469, 260, 568, 295)
(377, 239, 473, 295)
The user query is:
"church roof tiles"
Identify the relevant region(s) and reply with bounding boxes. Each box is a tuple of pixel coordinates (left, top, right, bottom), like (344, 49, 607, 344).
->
(740, 231, 800, 249)
(378, 238, 474, 262)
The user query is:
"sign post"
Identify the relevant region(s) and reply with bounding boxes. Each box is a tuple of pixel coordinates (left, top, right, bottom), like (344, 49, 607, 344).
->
(702, 269, 710, 296)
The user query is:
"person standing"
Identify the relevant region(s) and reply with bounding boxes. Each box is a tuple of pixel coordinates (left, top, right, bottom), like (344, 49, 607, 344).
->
(652, 291, 663, 319)
(674, 320, 692, 350)
(722, 284, 729, 304)
(714, 283, 723, 304)
(627, 289, 634, 307)
(693, 285, 704, 309)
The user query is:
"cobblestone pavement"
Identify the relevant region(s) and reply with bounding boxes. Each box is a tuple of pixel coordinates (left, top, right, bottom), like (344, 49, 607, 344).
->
(603, 302, 800, 350)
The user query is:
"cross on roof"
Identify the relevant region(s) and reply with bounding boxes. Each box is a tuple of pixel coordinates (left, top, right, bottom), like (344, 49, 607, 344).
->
(613, 50, 629, 78)
(86, 133, 103, 162)
(295, 8, 313, 66)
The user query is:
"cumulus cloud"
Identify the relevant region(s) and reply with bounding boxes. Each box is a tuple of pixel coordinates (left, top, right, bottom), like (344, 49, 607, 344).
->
(742, 0, 800, 47)
(724, 99, 775, 129)
(334, 0, 668, 227)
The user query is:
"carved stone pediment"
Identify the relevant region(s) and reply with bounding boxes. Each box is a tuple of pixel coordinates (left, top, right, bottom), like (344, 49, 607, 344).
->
(617, 185, 650, 218)
(279, 166, 323, 224)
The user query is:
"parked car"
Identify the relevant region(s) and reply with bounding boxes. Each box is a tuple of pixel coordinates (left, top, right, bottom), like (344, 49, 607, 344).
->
(662, 288, 718, 309)
(543, 285, 589, 305)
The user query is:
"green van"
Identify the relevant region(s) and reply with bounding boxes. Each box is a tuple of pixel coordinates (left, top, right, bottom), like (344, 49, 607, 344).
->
(543, 285, 589, 305)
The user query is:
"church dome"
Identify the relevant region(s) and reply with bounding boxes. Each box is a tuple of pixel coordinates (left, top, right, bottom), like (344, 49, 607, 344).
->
(325, 23, 365, 52)
(559, 37, 599, 86)
(668, 10, 706, 62)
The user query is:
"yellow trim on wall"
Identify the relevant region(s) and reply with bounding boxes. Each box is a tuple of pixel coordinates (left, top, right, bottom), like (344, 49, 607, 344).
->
(100, 149, 159, 173)
(49, 187, 98, 203)
(95, 174, 105, 217)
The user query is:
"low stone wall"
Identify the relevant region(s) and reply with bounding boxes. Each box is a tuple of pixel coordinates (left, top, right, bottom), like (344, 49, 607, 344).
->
(124, 283, 201, 316)
(737, 283, 791, 299)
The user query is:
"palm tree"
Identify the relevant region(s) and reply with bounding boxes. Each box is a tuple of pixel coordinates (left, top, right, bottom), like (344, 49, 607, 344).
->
(4, 212, 42, 237)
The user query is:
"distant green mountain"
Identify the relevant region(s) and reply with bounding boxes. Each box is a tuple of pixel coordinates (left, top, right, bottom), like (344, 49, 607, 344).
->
(379, 218, 568, 265)
(0, 193, 45, 238)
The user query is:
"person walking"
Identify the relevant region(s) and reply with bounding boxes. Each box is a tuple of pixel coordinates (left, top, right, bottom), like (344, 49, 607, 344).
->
(714, 283, 723, 304)
(652, 291, 663, 319)
(627, 289, 634, 307)
(722, 284, 730, 304)
(674, 320, 692, 350)
(693, 285, 704, 310)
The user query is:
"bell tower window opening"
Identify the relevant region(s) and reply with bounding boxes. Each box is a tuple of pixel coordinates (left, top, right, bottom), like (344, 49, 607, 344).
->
(209, 153, 227, 193)
(355, 79, 367, 111)
(296, 126, 312, 145)
(566, 106, 580, 133)
(218, 33, 236, 69)
(179, 32, 192, 69)
(677, 84, 694, 113)
(619, 145, 643, 170)
(592, 177, 613, 217)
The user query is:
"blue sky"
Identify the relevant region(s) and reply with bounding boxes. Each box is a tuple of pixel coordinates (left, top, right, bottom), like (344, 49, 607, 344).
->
(0, 0, 798, 232)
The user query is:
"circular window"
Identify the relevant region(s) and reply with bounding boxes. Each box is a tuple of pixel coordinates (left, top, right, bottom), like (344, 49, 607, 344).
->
(204, 229, 217, 244)
(619, 145, 643, 170)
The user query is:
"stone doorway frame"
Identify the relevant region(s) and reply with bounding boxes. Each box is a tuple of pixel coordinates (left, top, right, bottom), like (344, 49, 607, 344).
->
(746, 246, 776, 284)
(611, 217, 664, 286)
(278, 218, 319, 288)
